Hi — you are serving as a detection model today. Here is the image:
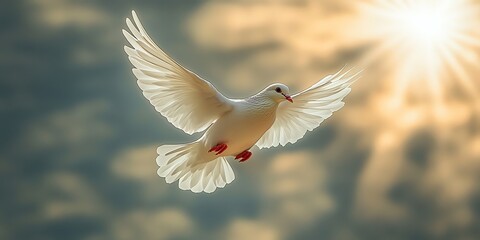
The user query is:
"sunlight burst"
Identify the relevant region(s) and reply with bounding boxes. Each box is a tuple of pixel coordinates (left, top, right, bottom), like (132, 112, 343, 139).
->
(359, 0, 480, 107)
(398, 5, 449, 44)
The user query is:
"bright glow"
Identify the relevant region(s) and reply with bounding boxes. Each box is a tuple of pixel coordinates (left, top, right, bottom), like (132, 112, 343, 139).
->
(398, 6, 448, 44)
(358, 0, 480, 107)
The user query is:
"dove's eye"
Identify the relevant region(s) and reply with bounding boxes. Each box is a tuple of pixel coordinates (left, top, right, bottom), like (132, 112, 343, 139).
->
(275, 87, 282, 93)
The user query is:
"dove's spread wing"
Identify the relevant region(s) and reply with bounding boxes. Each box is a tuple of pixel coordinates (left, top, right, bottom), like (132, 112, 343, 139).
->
(123, 11, 232, 134)
(256, 68, 361, 149)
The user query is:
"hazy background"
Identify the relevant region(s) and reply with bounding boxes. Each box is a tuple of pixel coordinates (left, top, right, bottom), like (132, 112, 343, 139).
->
(2, 0, 480, 239)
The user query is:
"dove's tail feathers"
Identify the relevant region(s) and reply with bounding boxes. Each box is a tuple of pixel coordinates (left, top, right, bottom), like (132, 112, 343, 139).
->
(156, 143, 235, 193)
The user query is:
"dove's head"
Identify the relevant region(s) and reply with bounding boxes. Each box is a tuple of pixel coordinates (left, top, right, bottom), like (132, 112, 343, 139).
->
(262, 83, 293, 103)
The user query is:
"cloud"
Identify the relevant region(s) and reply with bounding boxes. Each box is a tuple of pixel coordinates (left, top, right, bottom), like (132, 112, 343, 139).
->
(27, 0, 111, 29)
(112, 145, 159, 182)
(40, 173, 106, 220)
(353, 130, 410, 222)
(344, 95, 480, 237)
(111, 144, 169, 200)
(5, 172, 106, 239)
(261, 151, 334, 235)
(223, 219, 280, 240)
(24, 0, 121, 67)
(223, 151, 334, 239)
(188, 0, 360, 55)
(110, 208, 195, 240)
(419, 130, 480, 236)
(21, 100, 112, 150)
(187, 0, 366, 93)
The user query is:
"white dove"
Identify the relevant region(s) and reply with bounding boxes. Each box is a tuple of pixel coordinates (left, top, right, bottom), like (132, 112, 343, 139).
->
(123, 11, 361, 193)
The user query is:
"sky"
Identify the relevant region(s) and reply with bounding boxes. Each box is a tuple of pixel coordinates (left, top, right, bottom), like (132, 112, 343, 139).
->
(2, 0, 480, 239)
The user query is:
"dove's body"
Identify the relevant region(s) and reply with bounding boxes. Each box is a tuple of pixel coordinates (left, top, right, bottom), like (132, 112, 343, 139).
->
(200, 97, 277, 162)
(123, 11, 360, 193)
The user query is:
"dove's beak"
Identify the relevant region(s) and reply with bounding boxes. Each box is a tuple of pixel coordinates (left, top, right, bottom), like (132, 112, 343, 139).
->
(285, 95, 293, 103)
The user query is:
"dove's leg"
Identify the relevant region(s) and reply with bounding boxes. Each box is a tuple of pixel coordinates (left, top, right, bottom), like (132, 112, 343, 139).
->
(235, 150, 252, 162)
(208, 143, 228, 155)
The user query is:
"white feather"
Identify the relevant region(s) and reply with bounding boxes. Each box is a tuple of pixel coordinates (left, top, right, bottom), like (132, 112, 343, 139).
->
(256, 68, 362, 149)
(156, 143, 234, 193)
(123, 11, 232, 135)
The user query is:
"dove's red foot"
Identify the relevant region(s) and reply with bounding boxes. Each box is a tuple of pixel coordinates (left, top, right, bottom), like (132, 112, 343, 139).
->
(235, 150, 252, 162)
(209, 143, 228, 155)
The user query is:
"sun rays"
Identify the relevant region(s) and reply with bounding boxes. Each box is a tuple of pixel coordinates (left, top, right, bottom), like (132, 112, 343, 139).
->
(358, 0, 480, 109)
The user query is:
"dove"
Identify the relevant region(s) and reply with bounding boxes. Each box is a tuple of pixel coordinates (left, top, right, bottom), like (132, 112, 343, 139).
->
(122, 11, 361, 193)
